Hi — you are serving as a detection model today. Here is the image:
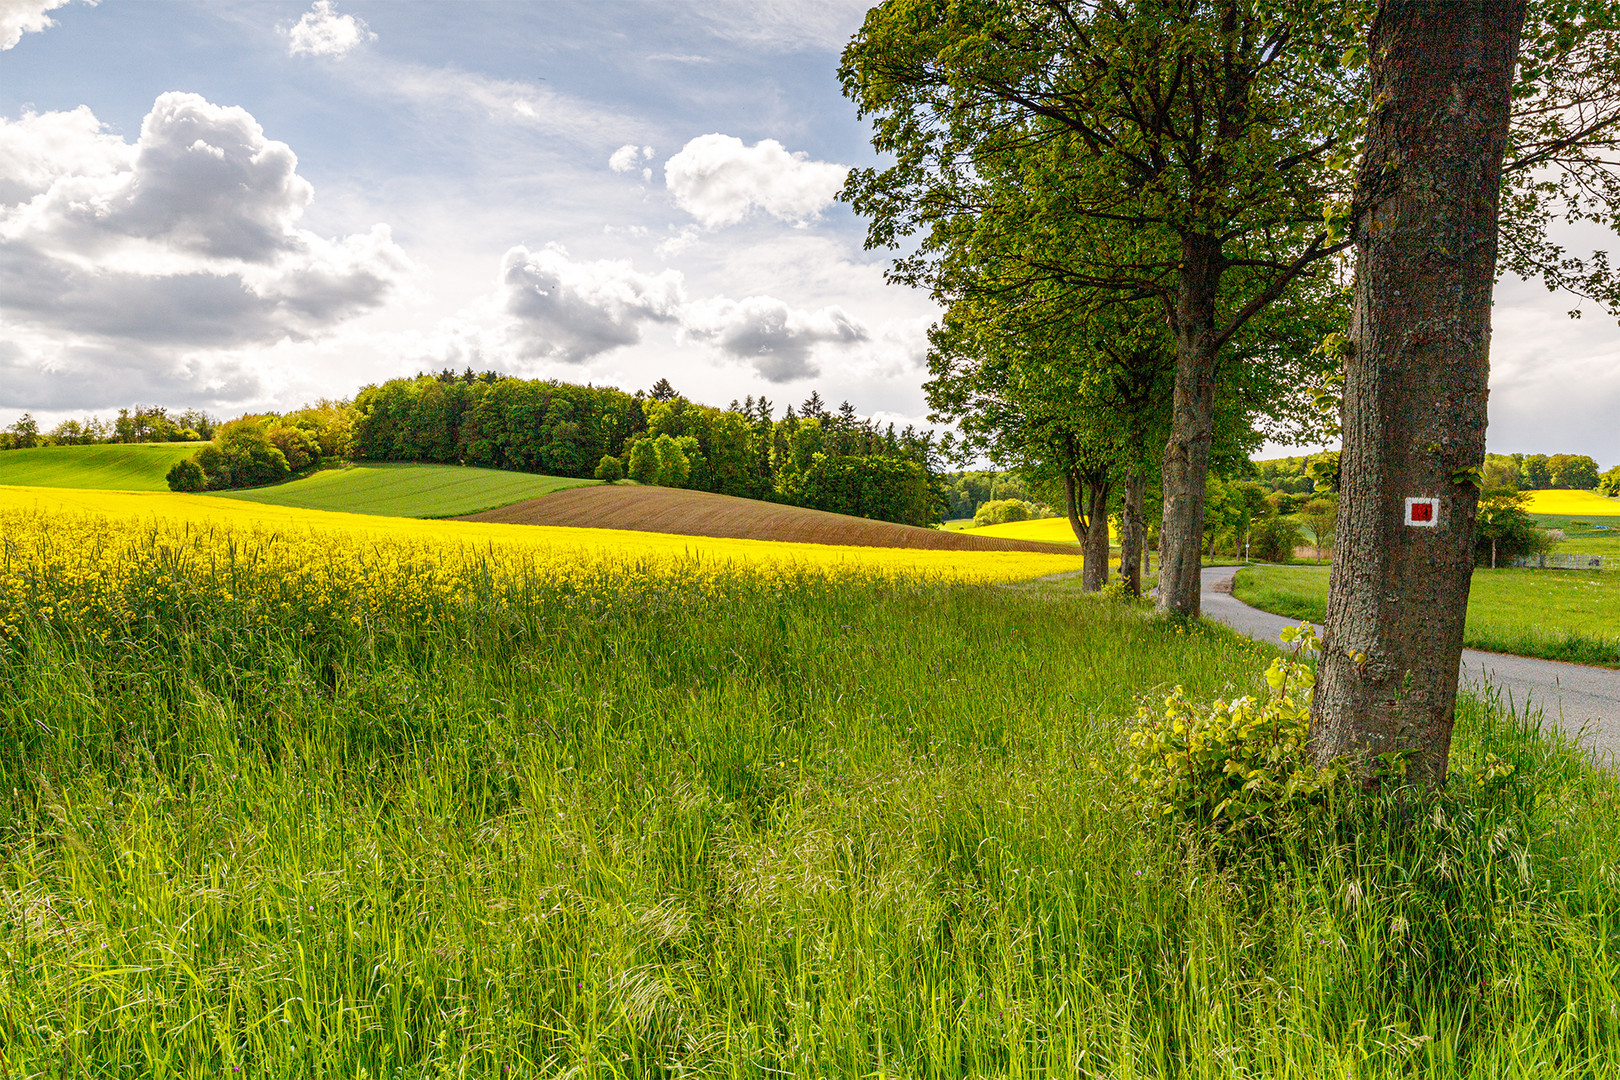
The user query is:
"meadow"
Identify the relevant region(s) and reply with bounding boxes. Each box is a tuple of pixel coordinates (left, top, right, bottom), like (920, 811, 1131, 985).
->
(217, 462, 595, 518)
(3, 493, 1620, 1076)
(0, 443, 201, 491)
(1233, 564, 1620, 667)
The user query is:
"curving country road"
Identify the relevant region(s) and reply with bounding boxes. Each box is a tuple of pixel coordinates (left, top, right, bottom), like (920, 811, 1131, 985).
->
(1200, 565, 1620, 764)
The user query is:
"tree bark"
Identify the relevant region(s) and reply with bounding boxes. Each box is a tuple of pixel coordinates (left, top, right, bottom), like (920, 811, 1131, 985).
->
(1309, 0, 1525, 786)
(1119, 470, 1145, 596)
(1082, 470, 1112, 591)
(1156, 232, 1222, 617)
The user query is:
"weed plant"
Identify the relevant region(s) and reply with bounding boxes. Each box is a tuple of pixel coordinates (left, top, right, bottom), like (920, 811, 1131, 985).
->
(3, 539, 1619, 1076)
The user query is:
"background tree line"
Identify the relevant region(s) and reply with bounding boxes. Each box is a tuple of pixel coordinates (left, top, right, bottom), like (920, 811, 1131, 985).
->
(350, 372, 946, 527)
(2, 406, 217, 450)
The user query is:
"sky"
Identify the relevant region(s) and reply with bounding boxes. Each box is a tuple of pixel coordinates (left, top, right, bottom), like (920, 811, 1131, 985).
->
(0, 0, 1616, 466)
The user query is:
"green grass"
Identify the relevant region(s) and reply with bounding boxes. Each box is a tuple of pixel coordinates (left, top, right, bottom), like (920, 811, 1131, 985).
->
(215, 462, 595, 517)
(5, 538, 1620, 1075)
(1234, 563, 1620, 667)
(0, 443, 201, 490)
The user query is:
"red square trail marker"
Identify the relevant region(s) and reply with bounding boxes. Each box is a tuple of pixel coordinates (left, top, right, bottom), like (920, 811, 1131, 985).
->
(1404, 496, 1439, 528)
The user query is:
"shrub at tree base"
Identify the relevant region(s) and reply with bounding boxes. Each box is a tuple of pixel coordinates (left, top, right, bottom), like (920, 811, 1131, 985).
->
(593, 454, 623, 483)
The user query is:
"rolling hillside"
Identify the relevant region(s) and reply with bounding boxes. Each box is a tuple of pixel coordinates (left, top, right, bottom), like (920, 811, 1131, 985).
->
(218, 463, 595, 518)
(0, 444, 200, 491)
(459, 485, 1085, 554)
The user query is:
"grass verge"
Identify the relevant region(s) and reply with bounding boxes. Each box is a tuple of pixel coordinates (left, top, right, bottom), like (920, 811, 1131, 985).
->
(1234, 563, 1620, 667)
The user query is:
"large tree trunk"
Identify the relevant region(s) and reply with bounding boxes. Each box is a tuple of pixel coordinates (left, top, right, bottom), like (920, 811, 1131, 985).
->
(1156, 233, 1222, 617)
(1118, 470, 1145, 596)
(1082, 470, 1112, 591)
(1310, 0, 1525, 787)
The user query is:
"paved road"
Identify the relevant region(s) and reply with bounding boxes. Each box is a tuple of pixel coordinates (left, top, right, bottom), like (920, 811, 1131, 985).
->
(1201, 565, 1620, 764)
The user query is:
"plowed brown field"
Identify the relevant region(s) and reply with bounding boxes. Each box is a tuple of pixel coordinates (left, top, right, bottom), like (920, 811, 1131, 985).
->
(457, 485, 1083, 555)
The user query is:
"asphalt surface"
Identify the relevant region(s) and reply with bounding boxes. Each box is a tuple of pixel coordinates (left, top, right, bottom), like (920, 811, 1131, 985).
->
(1201, 565, 1620, 764)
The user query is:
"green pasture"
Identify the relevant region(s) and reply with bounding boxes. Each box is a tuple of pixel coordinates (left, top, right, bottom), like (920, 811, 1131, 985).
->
(4, 543, 1619, 1075)
(1235, 563, 1620, 667)
(0, 442, 200, 491)
(216, 462, 594, 517)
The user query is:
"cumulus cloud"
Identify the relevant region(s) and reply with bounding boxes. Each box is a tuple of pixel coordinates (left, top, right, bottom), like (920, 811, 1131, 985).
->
(0, 93, 412, 405)
(665, 134, 847, 228)
(680, 294, 866, 382)
(497, 244, 684, 363)
(0, 0, 83, 51)
(286, 0, 373, 58)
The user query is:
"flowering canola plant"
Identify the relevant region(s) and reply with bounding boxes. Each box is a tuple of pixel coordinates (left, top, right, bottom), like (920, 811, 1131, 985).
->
(0, 485, 1081, 642)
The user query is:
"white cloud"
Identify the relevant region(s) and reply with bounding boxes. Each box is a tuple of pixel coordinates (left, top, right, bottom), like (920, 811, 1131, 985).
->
(680, 294, 866, 382)
(0, 0, 84, 51)
(286, 0, 373, 58)
(498, 244, 685, 363)
(665, 133, 848, 228)
(0, 94, 412, 404)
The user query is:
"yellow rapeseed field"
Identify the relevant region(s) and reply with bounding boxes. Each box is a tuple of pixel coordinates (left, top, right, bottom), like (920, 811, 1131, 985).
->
(0, 485, 1080, 641)
(963, 516, 1086, 544)
(1522, 489, 1620, 517)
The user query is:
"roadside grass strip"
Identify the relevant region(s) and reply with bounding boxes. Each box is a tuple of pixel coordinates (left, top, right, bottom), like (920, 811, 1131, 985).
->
(1234, 563, 1620, 667)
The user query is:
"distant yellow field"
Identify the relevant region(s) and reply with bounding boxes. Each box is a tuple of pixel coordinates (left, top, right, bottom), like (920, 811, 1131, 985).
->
(1523, 489, 1620, 517)
(962, 516, 1087, 544)
(0, 485, 1081, 586)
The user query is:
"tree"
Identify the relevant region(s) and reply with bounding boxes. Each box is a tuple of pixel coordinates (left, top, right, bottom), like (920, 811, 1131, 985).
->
(1474, 488, 1542, 568)
(1548, 453, 1600, 490)
(593, 455, 623, 483)
(627, 440, 658, 485)
(1518, 453, 1551, 489)
(7, 413, 40, 449)
(1310, 0, 1526, 786)
(1299, 497, 1337, 563)
(842, 0, 1365, 614)
(1600, 465, 1620, 497)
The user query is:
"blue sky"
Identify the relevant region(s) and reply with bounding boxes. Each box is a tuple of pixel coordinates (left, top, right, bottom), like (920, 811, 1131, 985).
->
(0, 0, 1616, 465)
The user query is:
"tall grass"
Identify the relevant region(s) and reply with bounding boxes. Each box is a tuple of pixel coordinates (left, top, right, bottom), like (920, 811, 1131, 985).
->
(3, 544, 1620, 1076)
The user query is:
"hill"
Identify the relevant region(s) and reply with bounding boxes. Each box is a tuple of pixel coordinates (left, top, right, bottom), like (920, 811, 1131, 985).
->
(959, 517, 1083, 544)
(458, 485, 1084, 554)
(218, 463, 595, 518)
(0, 444, 200, 491)
(1523, 489, 1620, 518)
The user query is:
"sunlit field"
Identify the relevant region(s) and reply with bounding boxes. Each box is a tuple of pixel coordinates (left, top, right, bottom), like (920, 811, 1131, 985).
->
(0, 443, 201, 491)
(217, 462, 594, 518)
(961, 516, 1082, 543)
(5, 486, 1620, 1076)
(1523, 489, 1620, 517)
(0, 486, 1083, 586)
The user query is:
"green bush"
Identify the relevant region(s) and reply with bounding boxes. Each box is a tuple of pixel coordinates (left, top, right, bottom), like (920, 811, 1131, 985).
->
(973, 498, 1038, 526)
(267, 425, 321, 472)
(626, 440, 658, 485)
(1249, 515, 1302, 562)
(165, 458, 207, 492)
(593, 454, 623, 483)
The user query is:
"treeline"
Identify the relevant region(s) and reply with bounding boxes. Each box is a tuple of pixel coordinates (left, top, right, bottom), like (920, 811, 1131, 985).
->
(166, 403, 357, 492)
(2, 407, 217, 450)
(349, 373, 945, 527)
(1482, 452, 1611, 492)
